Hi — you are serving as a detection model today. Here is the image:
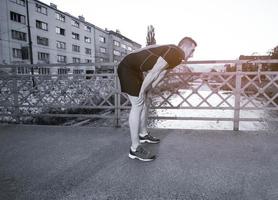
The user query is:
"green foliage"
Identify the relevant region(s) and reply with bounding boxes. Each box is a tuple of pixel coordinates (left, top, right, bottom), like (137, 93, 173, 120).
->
(270, 46, 278, 71)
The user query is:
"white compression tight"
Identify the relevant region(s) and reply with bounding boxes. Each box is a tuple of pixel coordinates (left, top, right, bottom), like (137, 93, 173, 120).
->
(127, 95, 149, 150)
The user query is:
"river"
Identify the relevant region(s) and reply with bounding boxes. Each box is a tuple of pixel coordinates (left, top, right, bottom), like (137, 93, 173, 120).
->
(148, 82, 278, 131)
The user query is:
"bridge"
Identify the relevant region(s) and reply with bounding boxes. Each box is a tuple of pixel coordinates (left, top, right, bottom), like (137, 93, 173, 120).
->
(0, 59, 278, 199)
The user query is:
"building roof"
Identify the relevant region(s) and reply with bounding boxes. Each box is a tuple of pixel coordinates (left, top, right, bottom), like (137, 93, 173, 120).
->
(34, 0, 95, 27)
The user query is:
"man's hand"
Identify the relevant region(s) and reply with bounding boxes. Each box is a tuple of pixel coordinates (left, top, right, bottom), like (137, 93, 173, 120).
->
(137, 91, 146, 106)
(139, 57, 168, 96)
(152, 70, 168, 88)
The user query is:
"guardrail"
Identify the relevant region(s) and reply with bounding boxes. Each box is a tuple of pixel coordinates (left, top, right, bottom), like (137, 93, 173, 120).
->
(0, 63, 119, 126)
(0, 60, 278, 130)
(118, 59, 278, 130)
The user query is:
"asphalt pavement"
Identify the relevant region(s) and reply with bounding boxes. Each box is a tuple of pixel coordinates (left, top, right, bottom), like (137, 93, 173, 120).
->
(0, 124, 278, 200)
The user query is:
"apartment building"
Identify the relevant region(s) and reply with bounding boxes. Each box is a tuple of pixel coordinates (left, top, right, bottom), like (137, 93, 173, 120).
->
(109, 30, 141, 63)
(94, 29, 141, 73)
(0, 0, 141, 74)
(239, 55, 272, 71)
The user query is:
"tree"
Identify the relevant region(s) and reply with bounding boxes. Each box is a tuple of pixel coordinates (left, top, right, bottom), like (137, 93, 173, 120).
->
(146, 25, 156, 46)
(269, 46, 278, 71)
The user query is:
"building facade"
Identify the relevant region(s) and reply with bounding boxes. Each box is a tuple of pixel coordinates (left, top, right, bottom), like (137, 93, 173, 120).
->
(108, 30, 141, 64)
(0, 0, 141, 74)
(239, 55, 272, 71)
(93, 29, 141, 73)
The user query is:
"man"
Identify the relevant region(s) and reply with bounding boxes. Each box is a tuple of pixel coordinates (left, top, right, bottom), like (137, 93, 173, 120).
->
(117, 37, 197, 161)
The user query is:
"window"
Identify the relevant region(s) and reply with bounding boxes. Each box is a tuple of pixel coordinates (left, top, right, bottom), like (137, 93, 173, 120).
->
(72, 45, 80, 52)
(10, 0, 25, 6)
(113, 50, 121, 56)
(56, 41, 66, 49)
(114, 59, 118, 63)
(84, 36, 91, 43)
(10, 11, 25, 24)
(85, 48, 91, 55)
(84, 26, 91, 32)
(38, 52, 49, 62)
(72, 32, 79, 40)
(114, 40, 120, 47)
(73, 69, 84, 74)
(57, 55, 66, 63)
(21, 47, 29, 59)
(56, 27, 65, 35)
(17, 67, 29, 74)
(11, 30, 26, 41)
(99, 36, 106, 43)
(56, 13, 65, 22)
(36, 4, 47, 15)
(38, 67, 50, 74)
(72, 57, 80, 63)
(127, 46, 132, 51)
(12, 48, 22, 58)
(121, 44, 127, 49)
(36, 20, 48, 31)
(85, 59, 92, 63)
(71, 20, 79, 28)
(58, 68, 68, 74)
(100, 47, 106, 53)
(37, 36, 48, 46)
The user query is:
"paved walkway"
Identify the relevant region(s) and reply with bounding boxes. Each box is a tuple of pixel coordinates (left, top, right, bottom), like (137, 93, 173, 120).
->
(0, 124, 278, 200)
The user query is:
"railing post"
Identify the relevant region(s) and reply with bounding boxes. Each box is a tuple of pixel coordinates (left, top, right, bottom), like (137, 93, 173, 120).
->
(12, 67, 20, 123)
(114, 64, 121, 127)
(233, 64, 242, 131)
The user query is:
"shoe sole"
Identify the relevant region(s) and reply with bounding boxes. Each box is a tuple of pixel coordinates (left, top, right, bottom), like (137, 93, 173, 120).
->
(128, 153, 155, 162)
(140, 139, 160, 144)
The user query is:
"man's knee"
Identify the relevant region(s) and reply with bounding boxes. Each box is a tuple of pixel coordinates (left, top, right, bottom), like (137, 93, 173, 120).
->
(131, 101, 144, 111)
(128, 95, 144, 110)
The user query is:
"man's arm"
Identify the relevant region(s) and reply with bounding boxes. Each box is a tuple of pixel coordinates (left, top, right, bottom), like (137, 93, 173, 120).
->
(138, 56, 168, 98)
(151, 69, 168, 88)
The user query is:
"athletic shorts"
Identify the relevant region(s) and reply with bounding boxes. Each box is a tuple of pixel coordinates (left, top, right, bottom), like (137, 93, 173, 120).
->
(117, 63, 143, 97)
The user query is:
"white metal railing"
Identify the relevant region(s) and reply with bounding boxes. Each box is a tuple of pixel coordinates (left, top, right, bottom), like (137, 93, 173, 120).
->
(0, 63, 119, 125)
(0, 60, 278, 130)
(118, 59, 278, 131)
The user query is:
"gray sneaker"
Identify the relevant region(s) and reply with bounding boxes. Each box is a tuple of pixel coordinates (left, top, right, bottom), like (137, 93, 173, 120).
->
(128, 145, 156, 162)
(139, 134, 160, 144)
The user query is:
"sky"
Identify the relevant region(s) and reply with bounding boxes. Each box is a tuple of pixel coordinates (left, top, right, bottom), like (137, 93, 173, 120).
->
(41, 0, 277, 60)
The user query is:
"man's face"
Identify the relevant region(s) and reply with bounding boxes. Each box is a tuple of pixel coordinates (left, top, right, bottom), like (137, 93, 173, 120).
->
(180, 42, 196, 59)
